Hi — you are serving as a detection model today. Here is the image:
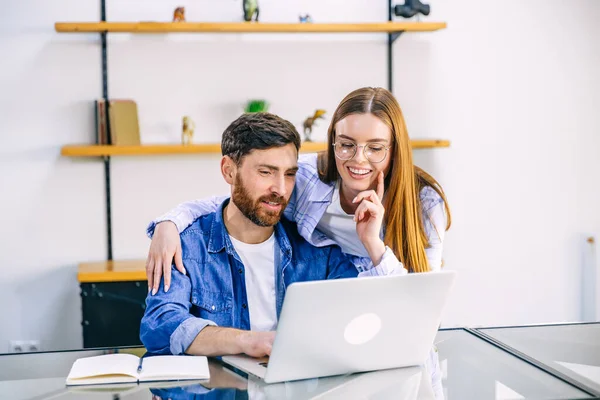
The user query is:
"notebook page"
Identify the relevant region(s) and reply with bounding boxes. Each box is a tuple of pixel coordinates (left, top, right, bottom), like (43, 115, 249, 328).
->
(140, 356, 209, 381)
(67, 353, 140, 380)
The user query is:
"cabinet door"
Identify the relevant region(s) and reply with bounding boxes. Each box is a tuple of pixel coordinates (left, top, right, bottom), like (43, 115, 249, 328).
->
(81, 281, 147, 348)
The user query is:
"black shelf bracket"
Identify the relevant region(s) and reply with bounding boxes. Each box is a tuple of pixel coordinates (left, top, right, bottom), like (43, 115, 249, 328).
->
(390, 31, 403, 44)
(387, 0, 399, 92)
(100, 0, 113, 260)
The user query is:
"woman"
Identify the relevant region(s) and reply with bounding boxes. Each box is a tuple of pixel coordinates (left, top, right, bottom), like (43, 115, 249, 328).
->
(145, 86, 451, 292)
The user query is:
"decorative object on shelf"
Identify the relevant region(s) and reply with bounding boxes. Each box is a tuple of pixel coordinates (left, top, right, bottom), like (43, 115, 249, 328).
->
(244, 99, 269, 113)
(243, 0, 259, 22)
(173, 7, 186, 22)
(394, 0, 430, 19)
(299, 14, 313, 23)
(303, 109, 326, 142)
(182, 116, 195, 145)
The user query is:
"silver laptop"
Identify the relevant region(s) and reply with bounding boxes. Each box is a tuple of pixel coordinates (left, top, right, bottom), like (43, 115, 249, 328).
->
(222, 270, 456, 384)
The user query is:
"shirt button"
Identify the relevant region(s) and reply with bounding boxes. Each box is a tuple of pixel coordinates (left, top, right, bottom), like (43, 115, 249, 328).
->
(242, 303, 247, 309)
(211, 305, 215, 311)
(238, 268, 243, 274)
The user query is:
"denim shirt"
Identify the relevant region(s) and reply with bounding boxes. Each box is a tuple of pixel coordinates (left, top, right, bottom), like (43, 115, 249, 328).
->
(140, 199, 359, 355)
(147, 153, 447, 271)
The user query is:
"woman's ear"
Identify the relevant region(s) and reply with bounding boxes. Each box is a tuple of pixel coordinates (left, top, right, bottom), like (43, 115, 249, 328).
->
(221, 156, 236, 185)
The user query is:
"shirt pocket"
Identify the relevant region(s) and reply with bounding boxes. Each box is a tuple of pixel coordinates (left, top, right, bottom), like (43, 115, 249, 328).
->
(191, 289, 233, 326)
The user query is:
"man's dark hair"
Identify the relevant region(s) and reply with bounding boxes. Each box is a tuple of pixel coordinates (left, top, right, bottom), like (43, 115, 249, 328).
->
(221, 112, 301, 164)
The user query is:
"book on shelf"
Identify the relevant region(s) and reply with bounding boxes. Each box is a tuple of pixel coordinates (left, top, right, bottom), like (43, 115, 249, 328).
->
(94, 99, 108, 145)
(94, 98, 140, 145)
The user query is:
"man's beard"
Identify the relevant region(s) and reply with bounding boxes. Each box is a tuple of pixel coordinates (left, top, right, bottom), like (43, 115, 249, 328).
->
(231, 174, 288, 227)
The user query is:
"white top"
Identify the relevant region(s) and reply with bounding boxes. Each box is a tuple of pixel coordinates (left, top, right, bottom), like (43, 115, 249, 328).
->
(316, 181, 371, 258)
(229, 233, 278, 332)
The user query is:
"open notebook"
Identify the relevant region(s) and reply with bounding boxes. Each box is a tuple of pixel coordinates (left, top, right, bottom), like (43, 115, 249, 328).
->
(65, 353, 210, 386)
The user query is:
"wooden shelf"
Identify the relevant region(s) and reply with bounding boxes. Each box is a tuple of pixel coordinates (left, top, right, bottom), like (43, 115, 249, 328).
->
(78, 260, 146, 282)
(55, 21, 447, 34)
(410, 140, 450, 149)
(61, 140, 450, 157)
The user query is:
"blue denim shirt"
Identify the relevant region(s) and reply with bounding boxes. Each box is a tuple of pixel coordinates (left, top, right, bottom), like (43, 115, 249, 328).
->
(140, 198, 359, 355)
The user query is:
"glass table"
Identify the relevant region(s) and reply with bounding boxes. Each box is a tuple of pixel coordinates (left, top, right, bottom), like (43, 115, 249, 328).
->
(478, 322, 600, 397)
(0, 328, 596, 400)
(434, 329, 592, 399)
(0, 346, 438, 400)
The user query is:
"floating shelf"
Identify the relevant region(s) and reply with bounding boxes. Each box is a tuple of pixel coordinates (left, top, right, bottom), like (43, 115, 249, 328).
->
(54, 21, 447, 34)
(61, 140, 450, 157)
(78, 259, 147, 282)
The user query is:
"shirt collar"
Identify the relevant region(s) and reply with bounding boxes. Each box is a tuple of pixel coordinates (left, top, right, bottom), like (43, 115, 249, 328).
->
(207, 198, 230, 254)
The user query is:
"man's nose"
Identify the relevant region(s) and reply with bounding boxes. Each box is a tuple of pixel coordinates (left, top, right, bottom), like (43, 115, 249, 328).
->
(271, 175, 287, 197)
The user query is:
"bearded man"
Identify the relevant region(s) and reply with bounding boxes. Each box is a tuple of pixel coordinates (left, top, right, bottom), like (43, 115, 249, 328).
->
(140, 112, 394, 357)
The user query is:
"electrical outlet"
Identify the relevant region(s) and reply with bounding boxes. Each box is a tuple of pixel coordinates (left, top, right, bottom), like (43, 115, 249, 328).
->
(9, 340, 41, 353)
(27, 340, 40, 352)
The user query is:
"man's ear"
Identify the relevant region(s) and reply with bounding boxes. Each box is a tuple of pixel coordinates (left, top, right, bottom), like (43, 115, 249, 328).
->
(221, 156, 236, 185)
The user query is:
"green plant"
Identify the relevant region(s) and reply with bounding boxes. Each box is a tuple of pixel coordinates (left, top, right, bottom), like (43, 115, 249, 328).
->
(245, 100, 269, 113)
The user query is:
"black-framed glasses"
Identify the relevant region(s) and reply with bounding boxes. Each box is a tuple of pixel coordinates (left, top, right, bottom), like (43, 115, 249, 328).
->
(332, 141, 392, 163)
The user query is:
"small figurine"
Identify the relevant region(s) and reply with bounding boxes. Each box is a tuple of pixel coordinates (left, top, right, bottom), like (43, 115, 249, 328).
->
(173, 7, 186, 22)
(182, 116, 195, 145)
(243, 0, 259, 22)
(303, 109, 326, 142)
(299, 14, 313, 23)
(394, 0, 430, 19)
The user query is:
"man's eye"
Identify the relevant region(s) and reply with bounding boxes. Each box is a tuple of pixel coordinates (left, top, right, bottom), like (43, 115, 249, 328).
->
(259, 170, 271, 176)
(286, 172, 297, 177)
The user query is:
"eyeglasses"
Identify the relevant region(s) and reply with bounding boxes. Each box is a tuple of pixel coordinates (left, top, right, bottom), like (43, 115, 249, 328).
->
(332, 140, 391, 163)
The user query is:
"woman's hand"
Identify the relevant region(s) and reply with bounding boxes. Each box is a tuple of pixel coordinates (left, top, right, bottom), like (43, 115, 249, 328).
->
(353, 172, 387, 265)
(145, 221, 186, 295)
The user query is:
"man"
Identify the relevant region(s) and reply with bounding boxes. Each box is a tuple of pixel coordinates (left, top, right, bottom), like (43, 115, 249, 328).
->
(140, 112, 401, 357)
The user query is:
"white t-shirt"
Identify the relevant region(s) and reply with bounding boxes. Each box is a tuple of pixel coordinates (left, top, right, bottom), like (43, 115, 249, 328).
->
(315, 181, 371, 258)
(229, 233, 278, 332)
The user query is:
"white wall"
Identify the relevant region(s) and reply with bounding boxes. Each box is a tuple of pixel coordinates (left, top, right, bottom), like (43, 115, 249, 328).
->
(0, 0, 598, 351)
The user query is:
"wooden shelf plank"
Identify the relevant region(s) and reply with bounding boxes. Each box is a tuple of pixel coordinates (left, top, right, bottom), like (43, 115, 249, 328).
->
(411, 140, 450, 149)
(61, 140, 449, 157)
(55, 21, 447, 34)
(62, 144, 222, 157)
(78, 260, 146, 282)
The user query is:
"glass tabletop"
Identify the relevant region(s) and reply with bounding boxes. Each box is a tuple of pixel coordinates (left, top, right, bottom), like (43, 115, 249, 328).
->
(0, 328, 595, 400)
(0, 346, 439, 400)
(479, 323, 600, 395)
(434, 329, 593, 399)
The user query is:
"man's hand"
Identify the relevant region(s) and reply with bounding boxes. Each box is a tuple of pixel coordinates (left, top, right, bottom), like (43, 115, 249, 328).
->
(186, 327, 275, 358)
(237, 331, 276, 358)
(353, 172, 387, 265)
(146, 221, 186, 295)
